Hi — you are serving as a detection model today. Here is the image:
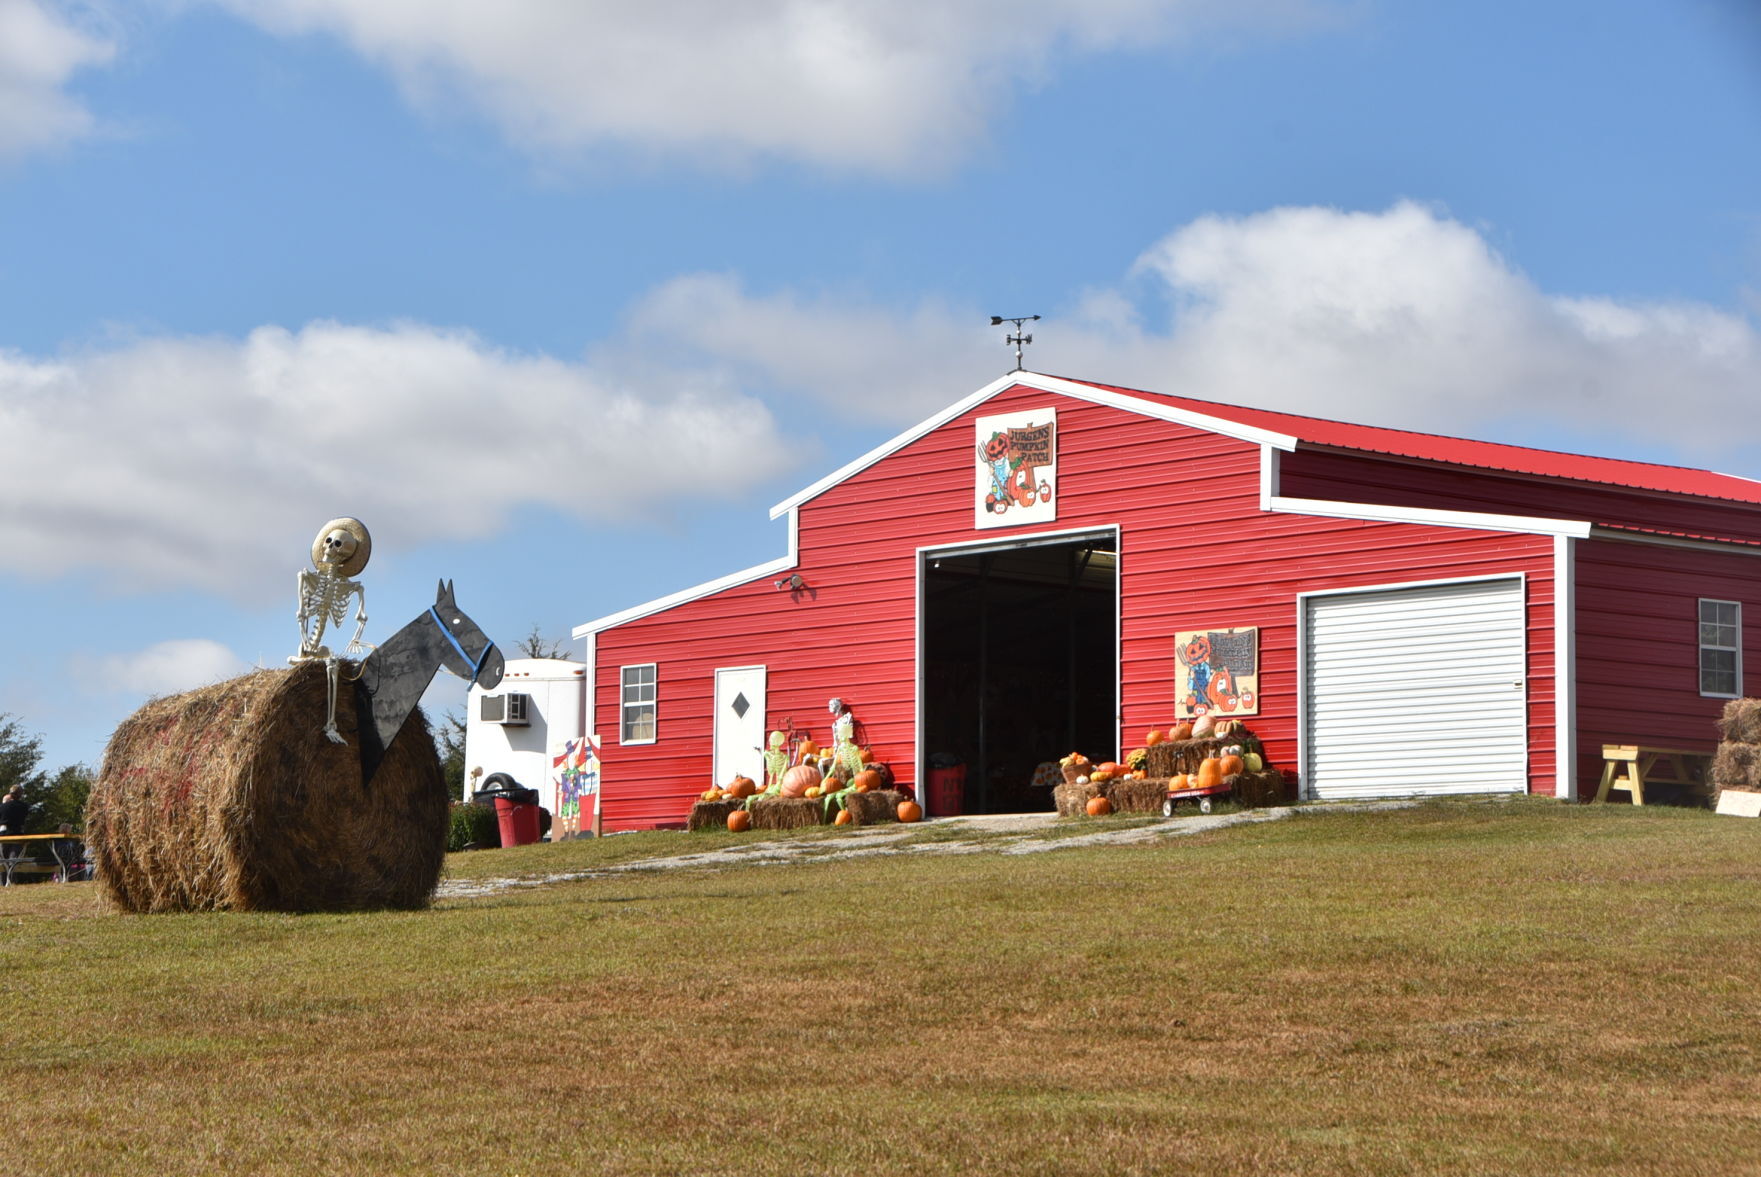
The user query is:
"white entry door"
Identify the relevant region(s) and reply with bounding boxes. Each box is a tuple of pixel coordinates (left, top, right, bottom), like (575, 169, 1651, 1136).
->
(1303, 577, 1528, 799)
(713, 666, 767, 788)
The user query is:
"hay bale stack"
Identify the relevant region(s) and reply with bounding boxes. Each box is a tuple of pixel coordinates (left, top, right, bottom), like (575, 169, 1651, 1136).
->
(1053, 780, 1099, 817)
(749, 796, 829, 830)
(87, 661, 448, 913)
(1145, 733, 1255, 778)
(1230, 770, 1290, 809)
(1718, 699, 1761, 745)
(842, 788, 907, 826)
(1712, 701, 1761, 801)
(688, 799, 743, 831)
(1102, 776, 1168, 814)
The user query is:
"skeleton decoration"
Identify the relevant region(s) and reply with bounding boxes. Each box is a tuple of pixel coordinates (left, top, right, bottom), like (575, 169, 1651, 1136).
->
(291, 517, 371, 744)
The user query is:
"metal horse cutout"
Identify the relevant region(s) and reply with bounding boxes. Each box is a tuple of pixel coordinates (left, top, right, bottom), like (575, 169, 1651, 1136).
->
(353, 578, 504, 786)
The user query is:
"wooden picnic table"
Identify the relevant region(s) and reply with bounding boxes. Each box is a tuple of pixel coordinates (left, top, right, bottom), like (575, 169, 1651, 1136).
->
(1594, 744, 1713, 806)
(0, 833, 85, 885)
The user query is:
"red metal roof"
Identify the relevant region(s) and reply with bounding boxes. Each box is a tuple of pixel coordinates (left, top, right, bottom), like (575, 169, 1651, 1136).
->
(1057, 375, 1761, 507)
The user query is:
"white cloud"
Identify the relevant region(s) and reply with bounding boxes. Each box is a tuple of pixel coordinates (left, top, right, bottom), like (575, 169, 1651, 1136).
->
(204, 0, 1342, 176)
(0, 321, 796, 597)
(0, 0, 115, 160)
(625, 202, 1761, 475)
(80, 638, 249, 697)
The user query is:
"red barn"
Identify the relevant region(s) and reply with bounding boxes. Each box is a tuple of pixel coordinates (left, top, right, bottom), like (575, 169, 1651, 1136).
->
(569, 372, 1761, 828)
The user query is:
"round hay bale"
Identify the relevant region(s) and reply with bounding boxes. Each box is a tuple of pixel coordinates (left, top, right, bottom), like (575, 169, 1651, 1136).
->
(87, 660, 448, 913)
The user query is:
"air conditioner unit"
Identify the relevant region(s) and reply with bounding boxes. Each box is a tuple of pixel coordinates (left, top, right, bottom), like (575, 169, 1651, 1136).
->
(479, 693, 531, 725)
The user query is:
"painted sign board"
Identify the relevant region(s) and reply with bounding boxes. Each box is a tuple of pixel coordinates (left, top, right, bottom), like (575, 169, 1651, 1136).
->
(975, 409, 1057, 529)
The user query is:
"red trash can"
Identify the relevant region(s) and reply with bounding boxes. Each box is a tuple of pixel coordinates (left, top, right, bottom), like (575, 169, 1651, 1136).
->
(927, 765, 965, 816)
(494, 796, 542, 846)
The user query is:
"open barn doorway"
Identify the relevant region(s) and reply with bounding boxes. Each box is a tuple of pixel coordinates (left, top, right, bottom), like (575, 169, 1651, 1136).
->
(919, 531, 1118, 814)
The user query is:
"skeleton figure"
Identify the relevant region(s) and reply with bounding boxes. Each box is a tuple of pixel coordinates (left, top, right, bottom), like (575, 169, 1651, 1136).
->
(290, 517, 371, 743)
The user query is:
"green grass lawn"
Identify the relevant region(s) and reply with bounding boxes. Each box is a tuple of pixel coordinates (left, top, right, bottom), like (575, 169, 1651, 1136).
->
(3, 799, 1758, 1175)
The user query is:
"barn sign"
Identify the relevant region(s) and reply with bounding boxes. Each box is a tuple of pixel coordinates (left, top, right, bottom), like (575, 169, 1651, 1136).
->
(976, 408, 1057, 528)
(1176, 626, 1260, 719)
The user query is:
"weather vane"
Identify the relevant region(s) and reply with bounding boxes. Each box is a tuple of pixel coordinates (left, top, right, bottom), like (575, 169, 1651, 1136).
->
(990, 315, 1040, 371)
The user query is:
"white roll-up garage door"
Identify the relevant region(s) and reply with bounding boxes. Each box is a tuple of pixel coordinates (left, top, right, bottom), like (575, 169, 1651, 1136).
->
(1302, 577, 1527, 800)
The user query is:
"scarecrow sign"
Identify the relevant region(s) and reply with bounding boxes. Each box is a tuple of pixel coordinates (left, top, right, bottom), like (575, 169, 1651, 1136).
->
(1175, 627, 1260, 719)
(551, 734, 601, 840)
(975, 408, 1057, 528)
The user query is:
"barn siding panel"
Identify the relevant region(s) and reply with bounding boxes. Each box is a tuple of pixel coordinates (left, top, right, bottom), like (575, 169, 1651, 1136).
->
(1282, 448, 1761, 545)
(1572, 537, 1761, 796)
(592, 385, 1562, 828)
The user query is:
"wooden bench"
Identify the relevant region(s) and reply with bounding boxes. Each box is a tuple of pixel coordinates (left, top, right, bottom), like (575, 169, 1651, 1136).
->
(1594, 744, 1713, 806)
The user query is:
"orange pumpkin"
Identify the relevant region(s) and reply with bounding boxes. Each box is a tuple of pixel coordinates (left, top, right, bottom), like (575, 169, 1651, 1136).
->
(727, 810, 751, 832)
(1170, 773, 1189, 790)
(897, 800, 923, 823)
(1196, 757, 1222, 790)
(852, 768, 882, 792)
(1145, 729, 1164, 747)
(1086, 796, 1113, 817)
(1171, 723, 1194, 741)
(724, 777, 756, 799)
(859, 747, 875, 764)
(1219, 753, 1244, 777)
(1096, 761, 1122, 775)
(781, 765, 822, 797)
(834, 809, 853, 826)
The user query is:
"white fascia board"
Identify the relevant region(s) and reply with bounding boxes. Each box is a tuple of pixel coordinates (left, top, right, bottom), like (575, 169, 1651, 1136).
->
(1265, 494, 1592, 538)
(768, 371, 1300, 520)
(572, 509, 801, 638)
(1554, 534, 1577, 802)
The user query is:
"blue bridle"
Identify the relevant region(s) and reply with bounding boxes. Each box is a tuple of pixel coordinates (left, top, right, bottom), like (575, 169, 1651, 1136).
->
(430, 605, 494, 678)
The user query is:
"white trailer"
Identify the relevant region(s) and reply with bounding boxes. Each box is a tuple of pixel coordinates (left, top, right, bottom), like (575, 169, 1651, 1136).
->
(464, 658, 595, 837)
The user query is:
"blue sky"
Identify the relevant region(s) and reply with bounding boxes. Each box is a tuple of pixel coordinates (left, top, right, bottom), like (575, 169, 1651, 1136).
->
(1, 0, 1758, 772)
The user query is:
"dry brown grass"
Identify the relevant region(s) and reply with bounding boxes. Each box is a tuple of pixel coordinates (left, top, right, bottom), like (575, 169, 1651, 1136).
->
(3, 799, 1759, 1175)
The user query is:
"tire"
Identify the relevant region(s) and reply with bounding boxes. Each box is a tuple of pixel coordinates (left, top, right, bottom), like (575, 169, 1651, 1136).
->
(1161, 798, 1174, 818)
(1199, 797, 1213, 815)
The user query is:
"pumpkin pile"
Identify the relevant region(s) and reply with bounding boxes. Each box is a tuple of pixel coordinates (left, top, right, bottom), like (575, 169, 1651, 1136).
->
(687, 729, 921, 832)
(1054, 723, 1288, 817)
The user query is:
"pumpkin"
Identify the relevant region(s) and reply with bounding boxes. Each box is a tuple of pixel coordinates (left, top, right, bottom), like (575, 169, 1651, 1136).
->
(1145, 729, 1165, 747)
(729, 774, 755, 794)
(1090, 769, 1114, 783)
(1096, 761, 1122, 775)
(859, 747, 874, 764)
(727, 810, 751, 832)
(897, 800, 923, 823)
(781, 765, 822, 797)
(1192, 714, 1215, 739)
(1170, 773, 1189, 790)
(1086, 796, 1113, 817)
(1219, 754, 1244, 776)
(834, 808, 853, 826)
(805, 786, 822, 799)
(1196, 757, 1222, 790)
(1171, 723, 1194, 741)
(1243, 751, 1265, 772)
(852, 768, 882, 792)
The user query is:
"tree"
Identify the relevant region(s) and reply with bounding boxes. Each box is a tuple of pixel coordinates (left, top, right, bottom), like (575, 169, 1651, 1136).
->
(0, 714, 46, 800)
(433, 708, 468, 801)
(32, 763, 93, 834)
(515, 624, 572, 661)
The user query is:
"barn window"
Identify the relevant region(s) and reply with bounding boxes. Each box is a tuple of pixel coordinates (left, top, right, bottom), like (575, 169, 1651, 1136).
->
(1698, 599, 1741, 698)
(620, 663, 657, 743)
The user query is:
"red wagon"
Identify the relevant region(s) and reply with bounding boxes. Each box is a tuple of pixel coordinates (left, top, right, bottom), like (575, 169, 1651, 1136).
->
(1161, 780, 1233, 817)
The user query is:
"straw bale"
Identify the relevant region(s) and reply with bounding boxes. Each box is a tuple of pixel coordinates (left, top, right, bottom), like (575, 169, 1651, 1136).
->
(1719, 699, 1761, 744)
(688, 799, 743, 831)
(749, 796, 829, 830)
(1053, 780, 1099, 817)
(842, 789, 906, 826)
(1711, 743, 1761, 793)
(1144, 731, 1259, 779)
(1102, 776, 1169, 814)
(87, 661, 447, 914)
(1230, 770, 1290, 810)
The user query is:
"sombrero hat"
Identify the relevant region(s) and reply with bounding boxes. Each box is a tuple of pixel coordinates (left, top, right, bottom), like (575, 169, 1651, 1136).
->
(311, 517, 372, 577)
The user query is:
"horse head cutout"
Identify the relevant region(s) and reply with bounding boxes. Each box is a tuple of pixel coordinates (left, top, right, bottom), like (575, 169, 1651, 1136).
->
(354, 579, 502, 787)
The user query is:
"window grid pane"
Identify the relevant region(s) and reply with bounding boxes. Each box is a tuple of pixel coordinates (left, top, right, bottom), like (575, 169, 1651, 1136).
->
(1699, 600, 1741, 698)
(621, 665, 658, 741)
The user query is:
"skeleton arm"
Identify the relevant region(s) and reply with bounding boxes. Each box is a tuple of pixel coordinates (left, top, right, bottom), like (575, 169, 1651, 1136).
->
(342, 582, 368, 657)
